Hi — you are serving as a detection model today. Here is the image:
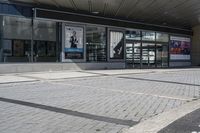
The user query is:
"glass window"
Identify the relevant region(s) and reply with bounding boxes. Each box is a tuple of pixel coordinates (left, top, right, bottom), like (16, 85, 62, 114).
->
(3, 16, 32, 40)
(2, 40, 12, 58)
(47, 42, 56, 57)
(0, 16, 31, 62)
(156, 44, 169, 67)
(142, 31, 155, 41)
(126, 30, 141, 40)
(34, 20, 56, 42)
(33, 20, 57, 62)
(156, 33, 169, 42)
(86, 26, 106, 62)
(110, 31, 124, 59)
(13, 40, 25, 57)
(33, 41, 57, 62)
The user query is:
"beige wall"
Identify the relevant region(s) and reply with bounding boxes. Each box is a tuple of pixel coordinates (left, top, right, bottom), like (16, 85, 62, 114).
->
(192, 25, 200, 66)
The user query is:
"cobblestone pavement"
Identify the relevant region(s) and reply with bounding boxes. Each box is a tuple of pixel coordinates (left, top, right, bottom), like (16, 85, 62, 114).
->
(0, 69, 200, 133)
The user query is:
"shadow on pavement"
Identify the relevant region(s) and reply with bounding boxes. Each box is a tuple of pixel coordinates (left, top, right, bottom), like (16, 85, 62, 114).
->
(158, 108, 200, 133)
(0, 97, 138, 126)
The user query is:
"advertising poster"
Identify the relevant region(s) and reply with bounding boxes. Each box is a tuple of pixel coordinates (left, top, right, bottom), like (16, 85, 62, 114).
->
(170, 36, 191, 60)
(110, 31, 124, 59)
(64, 26, 84, 60)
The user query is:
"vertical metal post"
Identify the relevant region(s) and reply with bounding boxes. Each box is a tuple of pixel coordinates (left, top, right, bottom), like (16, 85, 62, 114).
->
(140, 31, 142, 69)
(0, 16, 3, 62)
(30, 8, 34, 62)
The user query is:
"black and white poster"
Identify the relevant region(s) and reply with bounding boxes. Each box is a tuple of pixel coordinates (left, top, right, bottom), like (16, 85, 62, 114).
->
(63, 25, 84, 60)
(110, 31, 124, 59)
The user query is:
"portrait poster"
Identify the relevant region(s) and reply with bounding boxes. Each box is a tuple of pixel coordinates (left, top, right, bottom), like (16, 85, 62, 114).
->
(110, 31, 124, 59)
(170, 36, 191, 60)
(64, 26, 84, 60)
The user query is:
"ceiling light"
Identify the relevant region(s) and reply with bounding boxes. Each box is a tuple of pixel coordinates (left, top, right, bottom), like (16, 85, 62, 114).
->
(92, 11, 99, 14)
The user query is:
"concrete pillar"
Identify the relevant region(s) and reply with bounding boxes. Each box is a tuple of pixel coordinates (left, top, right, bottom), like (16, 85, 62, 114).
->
(192, 25, 200, 66)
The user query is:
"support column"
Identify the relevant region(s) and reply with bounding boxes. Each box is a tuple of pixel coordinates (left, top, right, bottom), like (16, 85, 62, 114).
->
(192, 25, 200, 66)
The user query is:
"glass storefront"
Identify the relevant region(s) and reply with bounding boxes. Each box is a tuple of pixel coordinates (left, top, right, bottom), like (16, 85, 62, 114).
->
(0, 16, 58, 63)
(1, 16, 32, 62)
(33, 20, 57, 62)
(142, 31, 155, 41)
(125, 30, 169, 68)
(156, 44, 168, 67)
(86, 26, 106, 62)
(141, 43, 156, 68)
(0, 2, 191, 69)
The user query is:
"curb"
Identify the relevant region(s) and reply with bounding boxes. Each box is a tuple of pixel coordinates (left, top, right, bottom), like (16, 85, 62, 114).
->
(123, 99, 200, 133)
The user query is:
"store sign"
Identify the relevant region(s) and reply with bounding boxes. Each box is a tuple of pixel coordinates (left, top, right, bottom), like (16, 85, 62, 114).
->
(63, 25, 84, 60)
(170, 36, 191, 60)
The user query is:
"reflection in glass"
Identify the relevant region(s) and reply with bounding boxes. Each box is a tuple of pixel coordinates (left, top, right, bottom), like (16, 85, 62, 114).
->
(110, 31, 124, 59)
(86, 26, 106, 62)
(0, 17, 57, 62)
(126, 43, 133, 59)
(142, 43, 156, 67)
(142, 31, 155, 41)
(126, 30, 141, 40)
(33, 20, 56, 42)
(3, 16, 32, 40)
(33, 20, 57, 62)
(156, 33, 169, 42)
(156, 44, 168, 67)
(34, 41, 56, 62)
(125, 42, 141, 68)
(0, 16, 32, 62)
(1, 40, 31, 62)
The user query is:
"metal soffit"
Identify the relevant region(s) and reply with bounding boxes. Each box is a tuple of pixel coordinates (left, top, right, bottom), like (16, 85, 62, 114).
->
(7, 0, 200, 30)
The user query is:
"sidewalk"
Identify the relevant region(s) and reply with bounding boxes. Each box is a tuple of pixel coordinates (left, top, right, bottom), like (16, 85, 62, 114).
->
(124, 99, 200, 133)
(0, 68, 199, 133)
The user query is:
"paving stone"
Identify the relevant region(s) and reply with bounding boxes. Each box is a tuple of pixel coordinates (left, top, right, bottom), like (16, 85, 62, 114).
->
(0, 69, 199, 133)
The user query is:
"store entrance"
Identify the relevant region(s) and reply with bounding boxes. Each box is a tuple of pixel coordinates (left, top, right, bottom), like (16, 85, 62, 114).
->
(125, 42, 141, 68)
(125, 42, 168, 68)
(141, 43, 156, 68)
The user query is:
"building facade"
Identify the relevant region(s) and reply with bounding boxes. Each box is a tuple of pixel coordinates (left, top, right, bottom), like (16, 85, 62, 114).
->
(0, 2, 196, 72)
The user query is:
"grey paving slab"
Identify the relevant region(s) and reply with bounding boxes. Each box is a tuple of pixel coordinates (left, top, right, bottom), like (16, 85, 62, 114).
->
(0, 75, 37, 84)
(0, 69, 199, 133)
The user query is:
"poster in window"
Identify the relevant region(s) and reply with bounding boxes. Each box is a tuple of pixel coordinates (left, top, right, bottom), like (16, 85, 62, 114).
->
(170, 36, 191, 60)
(110, 31, 124, 59)
(64, 26, 84, 60)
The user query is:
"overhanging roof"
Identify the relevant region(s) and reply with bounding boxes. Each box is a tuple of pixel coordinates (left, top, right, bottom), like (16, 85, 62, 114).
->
(6, 0, 200, 30)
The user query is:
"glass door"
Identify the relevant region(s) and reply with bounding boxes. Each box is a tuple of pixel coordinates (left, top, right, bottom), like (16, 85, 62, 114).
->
(126, 43, 134, 68)
(156, 44, 168, 68)
(142, 43, 156, 68)
(133, 42, 141, 68)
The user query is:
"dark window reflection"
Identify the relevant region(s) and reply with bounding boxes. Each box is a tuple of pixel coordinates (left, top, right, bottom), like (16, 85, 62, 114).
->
(34, 41, 56, 62)
(1, 40, 31, 62)
(126, 30, 141, 40)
